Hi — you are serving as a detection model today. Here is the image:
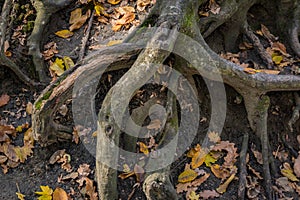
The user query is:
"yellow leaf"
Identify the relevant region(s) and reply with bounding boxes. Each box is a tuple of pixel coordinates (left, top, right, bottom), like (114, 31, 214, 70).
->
(55, 30, 74, 38)
(14, 144, 33, 163)
(69, 8, 82, 24)
(281, 169, 299, 182)
(243, 68, 260, 74)
(188, 191, 200, 200)
(16, 192, 25, 200)
(107, 0, 121, 5)
(35, 185, 53, 200)
(50, 58, 65, 76)
(53, 187, 68, 200)
(272, 55, 283, 65)
(191, 151, 206, 169)
(178, 169, 198, 183)
(204, 153, 218, 167)
(106, 40, 122, 46)
(138, 142, 149, 155)
(211, 164, 230, 179)
(16, 125, 23, 132)
(24, 127, 34, 146)
(62, 56, 74, 70)
(94, 4, 105, 16)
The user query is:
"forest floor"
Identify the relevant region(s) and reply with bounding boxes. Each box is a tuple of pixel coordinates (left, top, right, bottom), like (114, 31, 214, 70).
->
(1, 0, 300, 200)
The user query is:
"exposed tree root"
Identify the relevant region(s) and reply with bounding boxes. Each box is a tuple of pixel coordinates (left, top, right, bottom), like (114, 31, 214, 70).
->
(28, 0, 72, 82)
(288, 2, 300, 57)
(28, 0, 300, 199)
(0, 0, 39, 87)
(288, 92, 300, 132)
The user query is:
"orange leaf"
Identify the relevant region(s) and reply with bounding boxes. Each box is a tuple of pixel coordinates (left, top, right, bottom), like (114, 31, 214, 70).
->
(53, 187, 68, 200)
(178, 169, 198, 183)
(191, 151, 206, 169)
(107, 0, 121, 4)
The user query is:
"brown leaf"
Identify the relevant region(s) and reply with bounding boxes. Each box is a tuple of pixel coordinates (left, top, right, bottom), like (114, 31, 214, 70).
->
(49, 149, 66, 164)
(62, 172, 79, 180)
(261, 24, 277, 42)
(85, 177, 98, 200)
(212, 141, 238, 168)
(14, 144, 33, 163)
(198, 190, 220, 199)
(294, 153, 300, 177)
(137, 0, 151, 11)
(0, 94, 10, 107)
(251, 144, 263, 164)
(115, 6, 135, 15)
(208, 131, 221, 143)
(0, 155, 7, 164)
(69, 8, 82, 24)
(112, 12, 135, 31)
(134, 164, 145, 182)
(53, 187, 68, 200)
(191, 172, 210, 187)
(78, 163, 91, 177)
(216, 173, 236, 194)
(211, 164, 230, 180)
(3, 143, 18, 162)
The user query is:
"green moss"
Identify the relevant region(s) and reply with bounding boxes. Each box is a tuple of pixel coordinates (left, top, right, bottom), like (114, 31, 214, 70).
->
(35, 90, 53, 110)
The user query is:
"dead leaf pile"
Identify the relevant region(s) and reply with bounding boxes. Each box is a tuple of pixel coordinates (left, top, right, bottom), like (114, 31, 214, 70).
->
(176, 132, 239, 199)
(0, 126, 33, 173)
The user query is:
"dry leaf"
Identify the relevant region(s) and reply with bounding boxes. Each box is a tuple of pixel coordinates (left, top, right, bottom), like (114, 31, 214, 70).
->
(191, 173, 210, 187)
(107, 0, 121, 4)
(16, 192, 25, 200)
(208, 131, 221, 143)
(211, 164, 230, 180)
(198, 190, 220, 199)
(251, 144, 263, 164)
(69, 9, 90, 31)
(281, 162, 299, 182)
(118, 171, 135, 179)
(188, 191, 200, 200)
(138, 142, 149, 155)
(106, 40, 122, 46)
(178, 169, 198, 183)
(191, 151, 206, 169)
(112, 12, 135, 31)
(85, 177, 98, 200)
(0, 155, 7, 164)
(212, 141, 238, 168)
(134, 164, 145, 182)
(115, 6, 135, 15)
(78, 163, 91, 177)
(53, 187, 68, 200)
(62, 172, 79, 180)
(216, 173, 236, 194)
(0, 94, 10, 107)
(294, 153, 300, 177)
(55, 30, 74, 38)
(35, 185, 53, 200)
(3, 143, 18, 162)
(26, 102, 33, 115)
(137, 0, 151, 11)
(14, 144, 33, 163)
(49, 149, 66, 164)
(261, 24, 277, 42)
(69, 8, 82, 24)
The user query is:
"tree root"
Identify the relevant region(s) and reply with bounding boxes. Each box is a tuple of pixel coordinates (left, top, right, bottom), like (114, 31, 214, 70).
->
(288, 2, 300, 57)
(28, 0, 71, 82)
(238, 132, 249, 200)
(0, 0, 39, 87)
(288, 92, 300, 132)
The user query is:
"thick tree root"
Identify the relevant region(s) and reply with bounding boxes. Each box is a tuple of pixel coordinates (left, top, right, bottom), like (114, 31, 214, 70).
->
(0, 0, 39, 87)
(289, 2, 300, 57)
(288, 92, 300, 132)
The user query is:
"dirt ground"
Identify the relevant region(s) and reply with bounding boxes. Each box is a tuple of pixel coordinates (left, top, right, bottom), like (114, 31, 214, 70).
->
(1, 1, 300, 200)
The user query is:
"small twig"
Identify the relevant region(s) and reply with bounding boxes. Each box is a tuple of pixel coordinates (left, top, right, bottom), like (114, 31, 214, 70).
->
(238, 132, 249, 200)
(78, 9, 95, 62)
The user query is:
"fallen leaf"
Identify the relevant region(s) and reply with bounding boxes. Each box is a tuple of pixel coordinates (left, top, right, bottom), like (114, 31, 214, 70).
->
(61, 172, 79, 180)
(204, 153, 217, 167)
(53, 187, 68, 200)
(26, 102, 33, 115)
(106, 40, 122, 46)
(137, 0, 151, 11)
(178, 169, 198, 183)
(69, 8, 82, 24)
(211, 164, 230, 180)
(49, 149, 66, 164)
(251, 144, 263, 164)
(191, 150, 206, 169)
(212, 141, 238, 168)
(294, 153, 300, 177)
(55, 30, 74, 38)
(3, 143, 18, 162)
(272, 55, 283, 65)
(24, 128, 34, 146)
(198, 190, 220, 199)
(138, 142, 149, 155)
(85, 177, 98, 200)
(14, 144, 33, 163)
(62, 56, 74, 70)
(0, 155, 7, 164)
(216, 173, 236, 194)
(0, 94, 10, 107)
(69, 9, 90, 31)
(281, 162, 299, 182)
(115, 6, 135, 15)
(188, 190, 199, 200)
(35, 185, 53, 200)
(208, 131, 221, 143)
(134, 164, 145, 182)
(107, 0, 121, 4)
(112, 12, 135, 31)
(16, 192, 25, 200)
(191, 172, 210, 187)
(261, 24, 277, 42)
(78, 163, 91, 177)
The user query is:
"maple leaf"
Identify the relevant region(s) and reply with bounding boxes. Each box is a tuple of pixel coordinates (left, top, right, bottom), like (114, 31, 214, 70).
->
(35, 185, 53, 200)
(14, 144, 33, 163)
(138, 142, 149, 155)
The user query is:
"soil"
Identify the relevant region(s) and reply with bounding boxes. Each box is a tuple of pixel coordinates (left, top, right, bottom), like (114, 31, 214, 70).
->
(1, 1, 300, 200)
